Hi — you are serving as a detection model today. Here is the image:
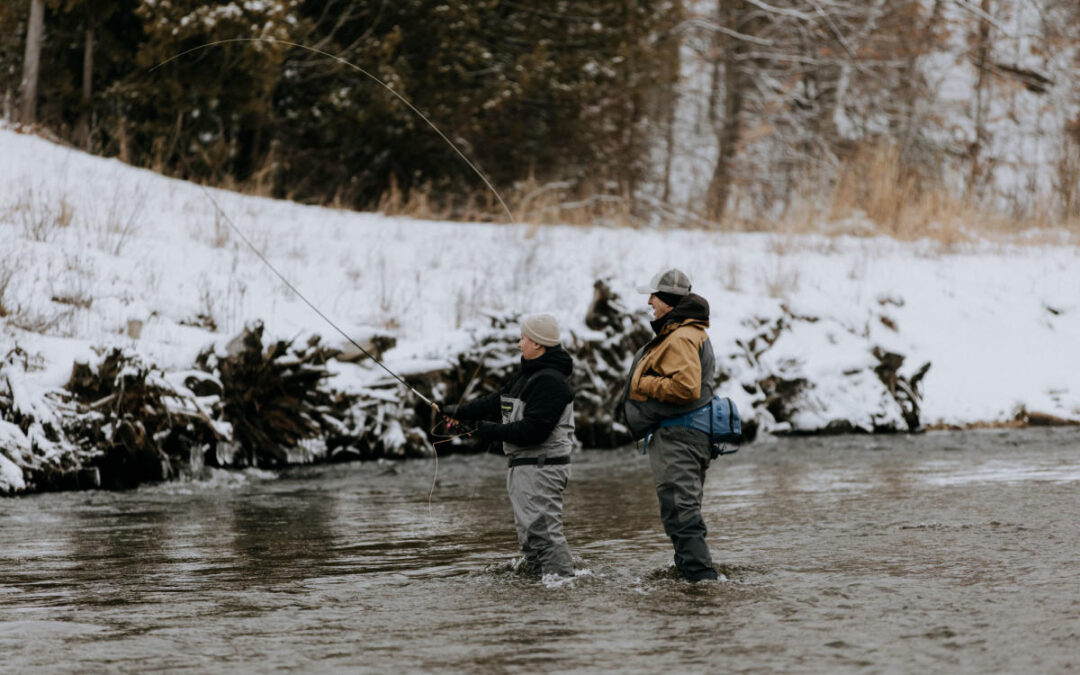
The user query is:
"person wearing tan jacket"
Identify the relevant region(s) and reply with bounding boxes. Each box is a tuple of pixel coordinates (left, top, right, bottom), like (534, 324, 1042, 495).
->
(621, 268, 720, 581)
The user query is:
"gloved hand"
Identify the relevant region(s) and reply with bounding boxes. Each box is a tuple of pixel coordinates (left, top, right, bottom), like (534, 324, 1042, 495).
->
(474, 422, 499, 440)
(440, 403, 460, 418)
(433, 403, 459, 430)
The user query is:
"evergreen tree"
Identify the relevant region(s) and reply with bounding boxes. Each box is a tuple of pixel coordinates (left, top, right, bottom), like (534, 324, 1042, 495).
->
(116, 0, 300, 181)
(1, 1, 683, 214)
(276, 0, 681, 211)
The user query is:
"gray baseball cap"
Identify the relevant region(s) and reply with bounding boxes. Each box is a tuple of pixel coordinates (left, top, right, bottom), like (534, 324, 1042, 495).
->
(636, 268, 692, 296)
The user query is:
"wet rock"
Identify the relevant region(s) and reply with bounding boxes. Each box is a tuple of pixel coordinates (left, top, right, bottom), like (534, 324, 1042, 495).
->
(759, 375, 811, 426)
(78, 466, 101, 488)
(96, 419, 173, 490)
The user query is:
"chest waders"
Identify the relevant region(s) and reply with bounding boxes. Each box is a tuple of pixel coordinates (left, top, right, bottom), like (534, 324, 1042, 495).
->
(623, 325, 721, 582)
(500, 370, 575, 577)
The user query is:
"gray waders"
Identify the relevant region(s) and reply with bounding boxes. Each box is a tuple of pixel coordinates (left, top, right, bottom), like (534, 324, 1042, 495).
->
(507, 462, 573, 576)
(501, 391, 575, 577)
(647, 425, 718, 581)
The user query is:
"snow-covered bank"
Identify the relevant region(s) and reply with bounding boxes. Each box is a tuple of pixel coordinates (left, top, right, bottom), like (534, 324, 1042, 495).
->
(2, 127, 1079, 493)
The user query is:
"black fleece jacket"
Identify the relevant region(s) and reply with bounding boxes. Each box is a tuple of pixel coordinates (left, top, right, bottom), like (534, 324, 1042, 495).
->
(447, 346, 574, 447)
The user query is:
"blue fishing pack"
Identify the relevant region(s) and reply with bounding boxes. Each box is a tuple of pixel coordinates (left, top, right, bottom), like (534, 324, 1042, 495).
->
(650, 395, 742, 458)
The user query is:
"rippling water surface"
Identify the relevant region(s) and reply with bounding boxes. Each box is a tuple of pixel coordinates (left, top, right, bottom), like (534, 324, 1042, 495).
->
(2, 428, 1079, 672)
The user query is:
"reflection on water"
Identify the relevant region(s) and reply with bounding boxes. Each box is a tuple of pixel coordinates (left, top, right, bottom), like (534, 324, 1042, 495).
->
(1, 428, 1078, 672)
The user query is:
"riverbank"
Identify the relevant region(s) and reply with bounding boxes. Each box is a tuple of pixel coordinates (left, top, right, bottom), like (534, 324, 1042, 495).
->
(2, 127, 1080, 495)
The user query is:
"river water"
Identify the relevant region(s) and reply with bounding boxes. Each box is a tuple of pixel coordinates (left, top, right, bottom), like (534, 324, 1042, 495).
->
(1, 428, 1078, 673)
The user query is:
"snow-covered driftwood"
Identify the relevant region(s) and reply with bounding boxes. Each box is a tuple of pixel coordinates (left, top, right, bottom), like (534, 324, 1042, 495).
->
(0, 278, 958, 496)
(724, 304, 931, 434)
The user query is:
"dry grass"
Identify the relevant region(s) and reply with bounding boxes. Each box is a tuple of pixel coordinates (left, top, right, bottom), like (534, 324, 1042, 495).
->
(375, 173, 642, 228)
(90, 184, 148, 256)
(758, 142, 1080, 251)
(212, 211, 230, 248)
(509, 178, 637, 228)
(367, 149, 1078, 246)
(0, 255, 73, 335)
(826, 143, 1080, 245)
(3, 185, 76, 242)
(760, 258, 800, 299)
(377, 175, 450, 221)
(162, 137, 1080, 246)
(722, 258, 742, 292)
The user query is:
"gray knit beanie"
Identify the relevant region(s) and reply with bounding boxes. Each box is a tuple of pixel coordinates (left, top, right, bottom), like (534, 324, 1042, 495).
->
(521, 313, 561, 347)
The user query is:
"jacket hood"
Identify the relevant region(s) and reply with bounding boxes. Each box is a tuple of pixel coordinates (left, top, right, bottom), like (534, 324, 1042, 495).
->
(521, 344, 574, 377)
(651, 292, 710, 334)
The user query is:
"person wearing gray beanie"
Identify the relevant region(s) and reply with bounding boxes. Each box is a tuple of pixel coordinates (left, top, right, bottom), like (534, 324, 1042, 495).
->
(521, 313, 561, 347)
(435, 313, 576, 578)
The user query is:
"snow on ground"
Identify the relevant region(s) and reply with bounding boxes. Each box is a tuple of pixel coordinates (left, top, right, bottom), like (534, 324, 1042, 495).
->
(1, 126, 1079, 433)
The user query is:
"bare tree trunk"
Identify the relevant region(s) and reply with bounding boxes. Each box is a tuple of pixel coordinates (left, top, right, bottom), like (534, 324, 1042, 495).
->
(75, 22, 95, 149)
(832, 0, 888, 140)
(622, 0, 641, 216)
(19, 0, 46, 126)
(898, 0, 944, 156)
(656, 2, 681, 207)
(705, 0, 746, 221)
(661, 90, 677, 204)
(118, 117, 130, 164)
(967, 0, 993, 197)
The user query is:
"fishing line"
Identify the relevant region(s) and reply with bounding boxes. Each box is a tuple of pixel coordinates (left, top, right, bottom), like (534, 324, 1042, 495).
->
(423, 359, 486, 516)
(153, 37, 513, 506)
(197, 184, 438, 407)
(203, 176, 461, 516)
(150, 37, 517, 223)
(152, 38, 522, 406)
(427, 419, 477, 519)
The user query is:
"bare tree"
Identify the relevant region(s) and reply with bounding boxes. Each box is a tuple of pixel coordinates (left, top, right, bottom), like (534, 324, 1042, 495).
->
(18, 0, 45, 126)
(966, 0, 994, 198)
(704, 0, 750, 220)
(75, 16, 94, 149)
(685, 0, 943, 220)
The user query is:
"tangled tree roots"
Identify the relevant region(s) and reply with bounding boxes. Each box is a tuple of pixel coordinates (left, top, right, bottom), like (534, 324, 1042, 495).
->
(573, 280, 654, 447)
(65, 348, 221, 489)
(7, 276, 955, 495)
(196, 321, 346, 468)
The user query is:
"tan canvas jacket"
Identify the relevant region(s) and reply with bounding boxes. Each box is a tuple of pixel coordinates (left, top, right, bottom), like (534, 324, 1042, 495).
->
(629, 318, 710, 405)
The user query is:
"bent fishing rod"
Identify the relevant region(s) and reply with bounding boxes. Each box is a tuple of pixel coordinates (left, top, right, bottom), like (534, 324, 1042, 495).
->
(196, 185, 441, 408)
(152, 37, 519, 413)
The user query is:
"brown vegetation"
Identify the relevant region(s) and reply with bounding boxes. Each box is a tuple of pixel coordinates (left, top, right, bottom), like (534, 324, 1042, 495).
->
(362, 140, 1080, 243)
